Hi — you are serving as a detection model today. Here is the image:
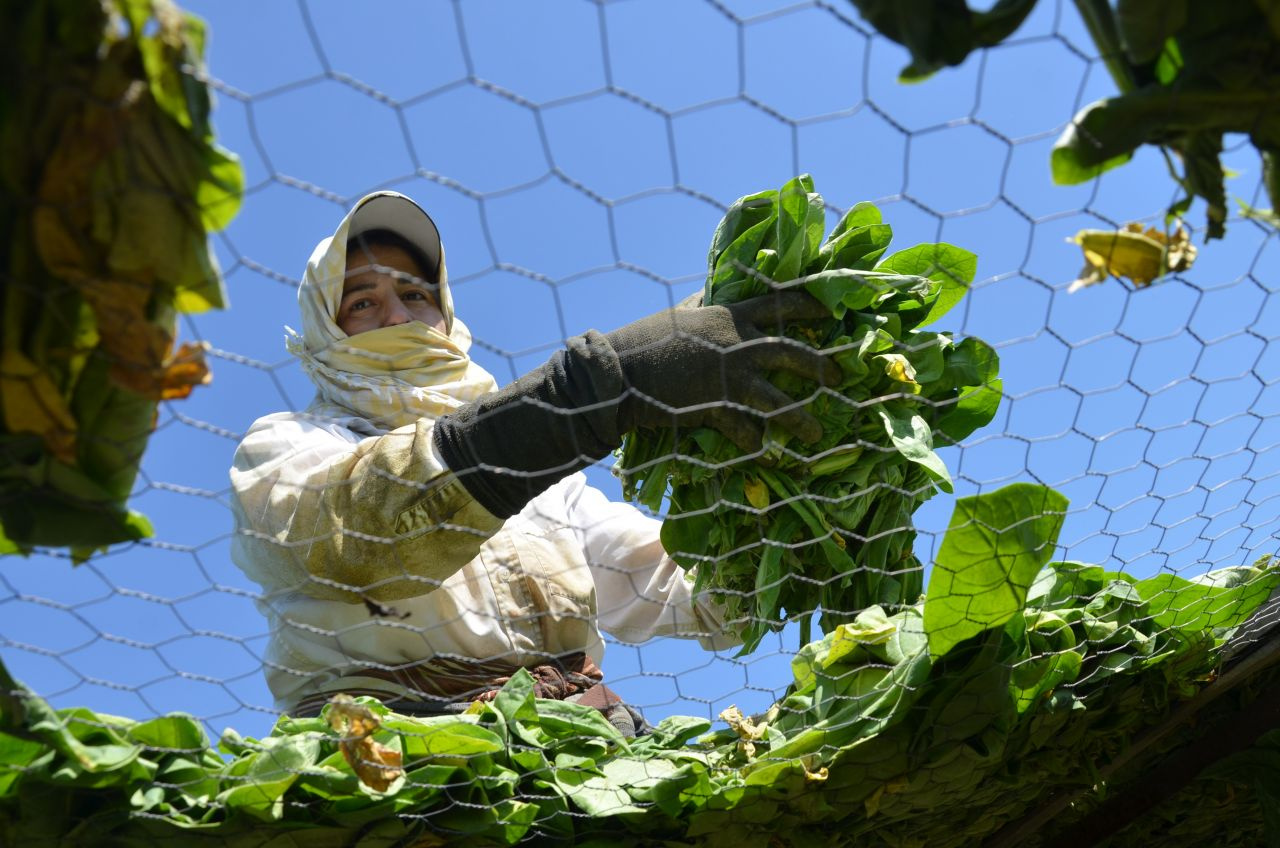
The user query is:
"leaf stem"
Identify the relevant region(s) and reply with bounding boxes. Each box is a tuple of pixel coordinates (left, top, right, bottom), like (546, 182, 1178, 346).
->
(1072, 0, 1137, 94)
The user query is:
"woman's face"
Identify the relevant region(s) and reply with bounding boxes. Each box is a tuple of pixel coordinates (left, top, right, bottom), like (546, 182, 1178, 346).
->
(337, 242, 446, 336)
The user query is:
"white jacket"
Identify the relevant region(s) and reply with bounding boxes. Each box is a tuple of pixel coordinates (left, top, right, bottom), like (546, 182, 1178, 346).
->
(230, 407, 738, 713)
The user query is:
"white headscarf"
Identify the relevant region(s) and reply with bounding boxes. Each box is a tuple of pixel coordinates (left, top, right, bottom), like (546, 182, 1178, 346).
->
(286, 192, 498, 432)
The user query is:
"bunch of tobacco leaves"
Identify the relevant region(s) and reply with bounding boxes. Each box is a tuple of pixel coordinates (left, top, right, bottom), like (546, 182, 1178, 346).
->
(615, 175, 1001, 652)
(0, 0, 241, 557)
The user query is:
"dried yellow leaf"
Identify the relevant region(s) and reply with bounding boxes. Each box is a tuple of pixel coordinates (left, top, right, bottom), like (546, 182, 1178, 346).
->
(326, 695, 404, 792)
(719, 704, 768, 759)
(1067, 221, 1197, 292)
(158, 341, 213, 400)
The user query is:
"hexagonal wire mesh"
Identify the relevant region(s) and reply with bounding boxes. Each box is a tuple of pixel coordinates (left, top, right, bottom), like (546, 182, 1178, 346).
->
(2, 0, 1279, 843)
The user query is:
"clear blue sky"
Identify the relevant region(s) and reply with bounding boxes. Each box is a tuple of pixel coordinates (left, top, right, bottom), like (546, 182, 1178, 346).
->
(2, 0, 1277, 743)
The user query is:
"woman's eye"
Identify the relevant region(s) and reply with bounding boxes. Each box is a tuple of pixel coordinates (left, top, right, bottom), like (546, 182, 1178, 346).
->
(350, 298, 374, 312)
(402, 289, 428, 302)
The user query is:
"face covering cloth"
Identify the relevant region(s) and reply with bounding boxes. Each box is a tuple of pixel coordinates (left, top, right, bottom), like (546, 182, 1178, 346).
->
(285, 192, 498, 432)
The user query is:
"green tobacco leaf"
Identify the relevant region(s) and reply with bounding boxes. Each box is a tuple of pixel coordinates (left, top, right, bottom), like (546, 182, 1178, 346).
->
(659, 506, 711, 570)
(935, 337, 1002, 444)
(706, 188, 776, 279)
(192, 143, 244, 244)
(924, 483, 1070, 658)
(138, 14, 199, 133)
(0, 522, 24, 556)
(391, 720, 505, 763)
(0, 731, 47, 795)
(815, 223, 894, 274)
(802, 270, 926, 319)
(1052, 99, 1140, 184)
(1132, 565, 1280, 632)
(126, 714, 209, 752)
(553, 766, 645, 816)
(746, 511, 804, 654)
(1028, 560, 1107, 609)
(874, 243, 977, 328)
(1053, 85, 1280, 198)
(216, 733, 322, 820)
(802, 269, 887, 317)
(640, 715, 712, 750)
(875, 403, 953, 493)
(493, 668, 539, 725)
(535, 700, 630, 751)
(825, 200, 882, 244)
(774, 174, 821, 283)
(432, 796, 540, 844)
(1178, 131, 1228, 239)
(1153, 36, 1184, 85)
(708, 215, 778, 301)
(850, 0, 1038, 81)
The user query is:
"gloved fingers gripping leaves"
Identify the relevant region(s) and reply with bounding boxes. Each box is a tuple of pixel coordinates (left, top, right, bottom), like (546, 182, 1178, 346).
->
(606, 291, 841, 443)
(736, 373, 824, 447)
(735, 332, 844, 390)
(697, 376, 825, 456)
(730, 289, 838, 330)
(703, 407, 769, 457)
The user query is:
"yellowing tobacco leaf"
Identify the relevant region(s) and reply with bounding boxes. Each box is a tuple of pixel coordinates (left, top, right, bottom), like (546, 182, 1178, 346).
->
(823, 612, 897, 668)
(0, 350, 77, 464)
(1067, 221, 1197, 292)
(326, 695, 404, 792)
(743, 476, 770, 510)
(877, 354, 921, 393)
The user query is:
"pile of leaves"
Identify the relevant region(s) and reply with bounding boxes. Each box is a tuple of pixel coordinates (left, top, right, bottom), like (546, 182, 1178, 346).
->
(1088, 726, 1280, 848)
(3, 483, 1277, 847)
(846, 0, 1280, 239)
(616, 174, 1001, 652)
(0, 0, 241, 556)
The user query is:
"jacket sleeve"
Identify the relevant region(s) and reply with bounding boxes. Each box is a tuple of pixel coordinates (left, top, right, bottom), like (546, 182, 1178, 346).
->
(229, 412, 504, 603)
(561, 474, 741, 651)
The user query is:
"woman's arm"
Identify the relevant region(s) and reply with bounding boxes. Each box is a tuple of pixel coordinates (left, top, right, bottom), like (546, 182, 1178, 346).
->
(562, 475, 741, 651)
(230, 411, 503, 603)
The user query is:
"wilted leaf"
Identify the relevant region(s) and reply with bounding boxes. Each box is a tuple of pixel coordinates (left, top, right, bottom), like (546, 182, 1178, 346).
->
(157, 341, 212, 400)
(326, 695, 404, 792)
(719, 705, 767, 759)
(1067, 221, 1197, 292)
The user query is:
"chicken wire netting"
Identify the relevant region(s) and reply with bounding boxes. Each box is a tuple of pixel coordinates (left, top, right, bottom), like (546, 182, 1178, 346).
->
(2, 0, 1280, 845)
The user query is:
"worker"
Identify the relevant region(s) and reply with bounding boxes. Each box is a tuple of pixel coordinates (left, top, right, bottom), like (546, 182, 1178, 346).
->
(229, 191, 839, 736)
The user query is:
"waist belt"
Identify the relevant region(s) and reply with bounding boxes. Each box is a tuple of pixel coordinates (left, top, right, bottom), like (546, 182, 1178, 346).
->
(291, 652, 648, 736)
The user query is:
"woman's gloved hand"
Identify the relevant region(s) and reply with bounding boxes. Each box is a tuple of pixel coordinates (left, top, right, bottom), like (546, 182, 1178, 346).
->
(434, 291, 840, 518)
(606, 290, 842, 453)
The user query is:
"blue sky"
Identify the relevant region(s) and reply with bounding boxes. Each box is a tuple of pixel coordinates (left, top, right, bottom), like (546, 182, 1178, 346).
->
(2, 0, 1277, 742)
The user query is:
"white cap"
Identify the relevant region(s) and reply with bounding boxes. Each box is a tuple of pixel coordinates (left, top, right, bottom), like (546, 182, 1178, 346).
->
(347, 191, 443, 282)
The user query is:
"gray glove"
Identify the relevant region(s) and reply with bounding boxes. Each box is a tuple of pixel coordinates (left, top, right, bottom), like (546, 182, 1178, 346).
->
(606, 291, 842, 452)
(433, 292, 840, 518)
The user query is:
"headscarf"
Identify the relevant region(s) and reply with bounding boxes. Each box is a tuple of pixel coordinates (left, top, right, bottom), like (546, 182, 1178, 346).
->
(285, 191, 498, 432)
